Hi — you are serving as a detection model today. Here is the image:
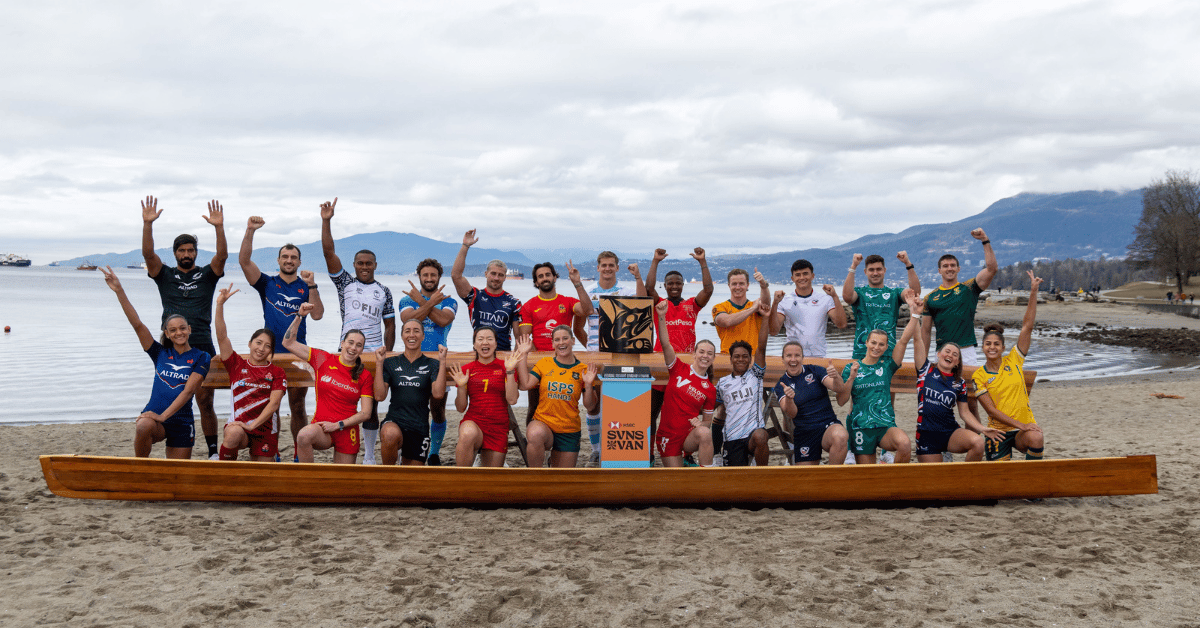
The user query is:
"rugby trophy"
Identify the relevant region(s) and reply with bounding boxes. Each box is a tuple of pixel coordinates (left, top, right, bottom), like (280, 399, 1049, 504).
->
(597, 296, 654, 468)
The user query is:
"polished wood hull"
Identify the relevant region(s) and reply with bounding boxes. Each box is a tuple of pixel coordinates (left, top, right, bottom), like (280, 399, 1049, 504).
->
(40, 455, 1156, 507)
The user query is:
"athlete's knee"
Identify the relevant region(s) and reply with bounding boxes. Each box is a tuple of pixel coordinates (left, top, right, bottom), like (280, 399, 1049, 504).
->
(750, 429, 769, 447)
(296, 425, 320, 447)
(380, 424, 401, 448)
(1023, 430, 1044, 449)
(829, 426, 848, 447)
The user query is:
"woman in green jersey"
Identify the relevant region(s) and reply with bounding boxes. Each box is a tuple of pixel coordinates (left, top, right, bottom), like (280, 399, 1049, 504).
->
(836, 288, 920, 464)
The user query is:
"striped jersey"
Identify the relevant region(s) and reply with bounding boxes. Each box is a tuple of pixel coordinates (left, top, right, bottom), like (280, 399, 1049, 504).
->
(224, 352, 287, 436)
(715, 362, 766, 441)
(330, 269, 394, 350)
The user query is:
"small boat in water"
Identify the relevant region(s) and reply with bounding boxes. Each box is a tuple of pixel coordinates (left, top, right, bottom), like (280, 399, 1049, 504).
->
(76, 261, 98, 271)
(506, 268, 524, 280)
(1, 253, 32, 267)
(126, 262, 147, 270)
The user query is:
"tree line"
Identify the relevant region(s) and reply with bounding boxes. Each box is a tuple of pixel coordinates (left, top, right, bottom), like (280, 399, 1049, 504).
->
(1127, 170, 1200, 293)
(992, 257, 1154, 292)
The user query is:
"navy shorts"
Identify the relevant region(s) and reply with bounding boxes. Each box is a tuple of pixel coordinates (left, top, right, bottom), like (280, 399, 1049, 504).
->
(163, 419, 195, 448)
(916, 429, 955, 456)
(793, 419, 841, 463)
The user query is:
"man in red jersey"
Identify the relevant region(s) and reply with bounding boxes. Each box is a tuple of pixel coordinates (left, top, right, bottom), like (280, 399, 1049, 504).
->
(643, 247, 714, 462)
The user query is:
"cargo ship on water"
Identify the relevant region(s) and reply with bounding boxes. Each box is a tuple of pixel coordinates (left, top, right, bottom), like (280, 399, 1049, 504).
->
(0, 253, 32, 267)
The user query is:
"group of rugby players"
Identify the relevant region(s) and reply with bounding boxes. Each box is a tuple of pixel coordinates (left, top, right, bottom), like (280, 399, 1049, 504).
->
(102, 197, 1046, 468)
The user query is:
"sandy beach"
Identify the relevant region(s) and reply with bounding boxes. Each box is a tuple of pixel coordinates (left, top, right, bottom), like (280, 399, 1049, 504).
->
(3, 361, 1198, 627)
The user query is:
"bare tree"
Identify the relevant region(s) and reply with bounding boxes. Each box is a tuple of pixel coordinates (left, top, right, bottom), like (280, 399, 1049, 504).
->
(1128, 170, 1200, 294)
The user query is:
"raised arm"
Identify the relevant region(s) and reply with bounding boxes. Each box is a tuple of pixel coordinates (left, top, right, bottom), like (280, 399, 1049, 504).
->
(898, 250, 920, 293)
(892, 289, 921, 366)
(282, 302, 315, 359)
(204, 200, 227, 276)
(450, 229, 477, 300)
(972, 228, 997, 289)
(239, 216, 264, 286)
(754, 292, 775, 367)
(823, 358, 849, 395)
(908, 293, 929, 366)
(503, 338, 531, 405)
(515, 344, 538, 391)
(843, 253, 862, 305)
(301, 270, 325, 321)
(755, 266, 770, 310)
(140, 196, 164, 278)
(432, 346, 448, 400)
(101, 266, 154, 351)
(399, 282, 450, 325)
(581, 364, 600, 413)
(692, 248, 714, 308)
(567, 260, 593, 318)
(214, 284, 239, 362)
(835, 362, 858, 406)
(823, 284, 847, 328)
(319, 198, 342, 275)
(372, 346, 390, 402)
(655, 300, 676, 366)
(1018, 271, 1042, 355)
(644, 249, 666, 301)
(628, 263, 646, 297)
(449, 364, 469, 413)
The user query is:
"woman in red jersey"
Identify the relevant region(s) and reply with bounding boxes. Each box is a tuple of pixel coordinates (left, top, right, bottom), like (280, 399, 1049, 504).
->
(213, 285, 287, 462)
(652, 299, 718, 467)
(448, 329, 530, 467)
(282, 302, 373, 464)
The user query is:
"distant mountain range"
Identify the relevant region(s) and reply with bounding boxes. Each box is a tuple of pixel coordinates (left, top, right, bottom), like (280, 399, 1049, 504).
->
(52, 189, 1143, 284)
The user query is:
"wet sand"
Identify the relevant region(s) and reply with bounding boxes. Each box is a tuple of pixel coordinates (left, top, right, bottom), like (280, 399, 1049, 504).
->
(2, 369, 1198, 627)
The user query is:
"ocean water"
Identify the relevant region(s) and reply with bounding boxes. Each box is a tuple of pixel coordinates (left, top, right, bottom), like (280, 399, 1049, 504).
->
(1, 266, 1195, 425)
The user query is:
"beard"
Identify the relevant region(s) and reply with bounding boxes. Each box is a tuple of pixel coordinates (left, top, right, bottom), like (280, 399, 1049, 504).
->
(177, 257, 196, 270)
(421, 281, 438, 293)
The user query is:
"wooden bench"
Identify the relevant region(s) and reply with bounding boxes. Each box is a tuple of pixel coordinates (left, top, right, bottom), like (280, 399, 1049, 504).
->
(202, 352, 1037, 463)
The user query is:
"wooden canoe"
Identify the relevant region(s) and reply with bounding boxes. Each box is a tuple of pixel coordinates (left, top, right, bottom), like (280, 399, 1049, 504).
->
(40, 455, 1156, 507)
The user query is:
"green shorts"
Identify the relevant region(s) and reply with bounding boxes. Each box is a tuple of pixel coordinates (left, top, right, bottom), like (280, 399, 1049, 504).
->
(850, 427, 890, 456)
(552, 430, 581, 453)
(985, 430, 1020, 461)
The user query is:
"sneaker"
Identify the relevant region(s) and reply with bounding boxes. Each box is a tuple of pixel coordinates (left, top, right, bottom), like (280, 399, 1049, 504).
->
(942, 451, 954, 463)
(587, 452, 601, 467)
(844, 451, 857, 465)
(879, 450, 896, 464)
(710, 453, 724, 467)
(427, 454, 442, 467)
(208, 453, 219, 461)
(682, 455, 699, 467)
(293, 455, 300, 463)
(274, 453, 281, 462)
(472, 454, 482, 467)
(362, 456, 376, 465)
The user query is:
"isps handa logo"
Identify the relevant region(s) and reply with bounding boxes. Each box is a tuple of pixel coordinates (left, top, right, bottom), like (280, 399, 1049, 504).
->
(605, 423, 646, 451)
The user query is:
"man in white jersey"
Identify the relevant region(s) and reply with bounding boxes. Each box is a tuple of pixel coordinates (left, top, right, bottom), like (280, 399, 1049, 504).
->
(769, 258, 847, 357)
(572, 251, 646, 466)
(320, 198, 395, 464)
(714, 296, 775, 467)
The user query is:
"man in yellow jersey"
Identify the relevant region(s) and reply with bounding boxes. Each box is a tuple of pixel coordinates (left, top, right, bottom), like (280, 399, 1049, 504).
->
(710, 267, 771, 462)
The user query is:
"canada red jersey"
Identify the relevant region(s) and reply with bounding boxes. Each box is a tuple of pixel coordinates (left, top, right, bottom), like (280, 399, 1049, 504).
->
(461, 360, 511, 430)
(653, 296, 701, 353)
(225, 352, 287, 436)
(308, 348, 373, 424)
(658, 358, 716, 436)
(519, 294, 580, 351)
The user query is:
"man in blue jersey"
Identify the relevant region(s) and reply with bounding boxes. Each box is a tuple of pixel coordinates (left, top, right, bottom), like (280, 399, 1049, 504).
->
(450, 229, 523, 350)
(141, 196, 227, 459)
(398, 257, 457, 465)
(320, 198, 395, 464)
(240, 215, 326, 459)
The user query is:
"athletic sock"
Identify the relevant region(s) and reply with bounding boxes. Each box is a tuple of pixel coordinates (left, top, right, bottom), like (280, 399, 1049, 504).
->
(362, 428, 378, 464)
(218, 445, 238, 461)
(205, 435, 219, 458)
(586, 412, 601, 452)
(429, 421, 447, 458)
(1025, 447, 1044, 461)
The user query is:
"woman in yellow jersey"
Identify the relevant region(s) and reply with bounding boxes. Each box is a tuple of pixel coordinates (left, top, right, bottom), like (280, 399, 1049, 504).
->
(516, 325, 599, 467)
(972, 271, 1045, 461)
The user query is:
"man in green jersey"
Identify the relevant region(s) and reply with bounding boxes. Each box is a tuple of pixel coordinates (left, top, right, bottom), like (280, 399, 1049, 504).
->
(921, 228, 997, 367)
(842, 251, 921, 360)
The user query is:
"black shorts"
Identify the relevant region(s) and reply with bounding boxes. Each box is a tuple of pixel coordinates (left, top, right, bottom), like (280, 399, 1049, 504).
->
(916, 429, 955, 456)
(163, 419, 195, 448)
(723, 437, 751, 466)
(382, 419, 431, 462)
(792, 419, 841, 463)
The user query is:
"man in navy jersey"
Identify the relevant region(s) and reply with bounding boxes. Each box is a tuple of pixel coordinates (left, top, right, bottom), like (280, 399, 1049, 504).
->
(398, 258, 457, 465)
(450, 229, 522, 350)
(240, 215, 326, 459)
(141, 195, 227, 459)
(321, 197, 395, 464)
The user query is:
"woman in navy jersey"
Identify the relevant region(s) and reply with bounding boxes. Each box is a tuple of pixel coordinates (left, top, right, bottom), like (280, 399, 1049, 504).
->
(102, 266, 210, 459)
(448, 329, 529, 467)
(372, 319, 448, 466)
(213, 285, 287, 462)
(909, 292, 1003, 462)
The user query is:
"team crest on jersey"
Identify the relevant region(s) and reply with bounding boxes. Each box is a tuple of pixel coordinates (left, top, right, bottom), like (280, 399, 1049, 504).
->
(811, 300, 819, 305)
(875, 366, 884, 376)
(804, 373, 815, 384)
(800, 446, 810, 456)
(572, 372, 580, 380)
(558, 304, 566, 313)
(883, 293, 891, 300)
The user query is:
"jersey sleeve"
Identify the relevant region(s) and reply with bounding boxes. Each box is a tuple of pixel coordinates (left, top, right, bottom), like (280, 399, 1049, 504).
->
(841, 362, 854, 381)
(251, 273, 269, 299)
(271, 365, 288, 391)
(703, 389, 717, 413)
(715, 382, 725, 407)
(750, 362, 767, 384)
(529, 357, 547, 380)
(357, 370, 374, 397)
(969, 279, 984, 296)
(193, 350, 212, 378)
(443, 297, 458, 315)
(146, 340, 164, 363)
(397, 295, 416, 314)
(382, 287, 395, 319)
(202, 263, 222, 283)
(307, 347, 329, 370)
(971, 368, 990, 396)
(329, 269, 353, 289)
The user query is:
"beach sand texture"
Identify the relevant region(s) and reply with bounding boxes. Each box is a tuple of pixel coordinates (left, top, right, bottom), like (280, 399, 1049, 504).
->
(3, 371, 1198, 627)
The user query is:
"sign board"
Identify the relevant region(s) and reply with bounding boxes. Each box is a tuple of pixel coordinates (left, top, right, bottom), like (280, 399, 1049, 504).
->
(599, 365, 653, 468)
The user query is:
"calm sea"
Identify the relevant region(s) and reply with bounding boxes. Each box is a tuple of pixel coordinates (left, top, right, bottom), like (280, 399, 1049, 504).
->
(1, 266, 1195, 425)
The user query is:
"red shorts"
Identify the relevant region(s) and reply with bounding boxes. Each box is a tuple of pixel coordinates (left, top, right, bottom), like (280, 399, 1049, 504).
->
(463, 419, 509, 453)
(319, 421, 360, 456)
(655, 428, 693, 458)
(246, 431, 279, 458)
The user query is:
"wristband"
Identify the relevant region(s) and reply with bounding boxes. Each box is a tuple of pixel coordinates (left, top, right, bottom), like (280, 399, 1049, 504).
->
(847, 267, 856, 273)
(980, 239, 990, 246)
(307, 285, 318, 289)
(338, 420, 345, 430)
(905, 264, 914, 270)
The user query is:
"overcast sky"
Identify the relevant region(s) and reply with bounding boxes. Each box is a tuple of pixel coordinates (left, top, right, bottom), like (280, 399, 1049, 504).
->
(4, 0, 1198, 263)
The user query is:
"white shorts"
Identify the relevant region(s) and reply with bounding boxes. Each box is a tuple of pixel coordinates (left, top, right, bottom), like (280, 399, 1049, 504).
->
(959, 346, 978, 367)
